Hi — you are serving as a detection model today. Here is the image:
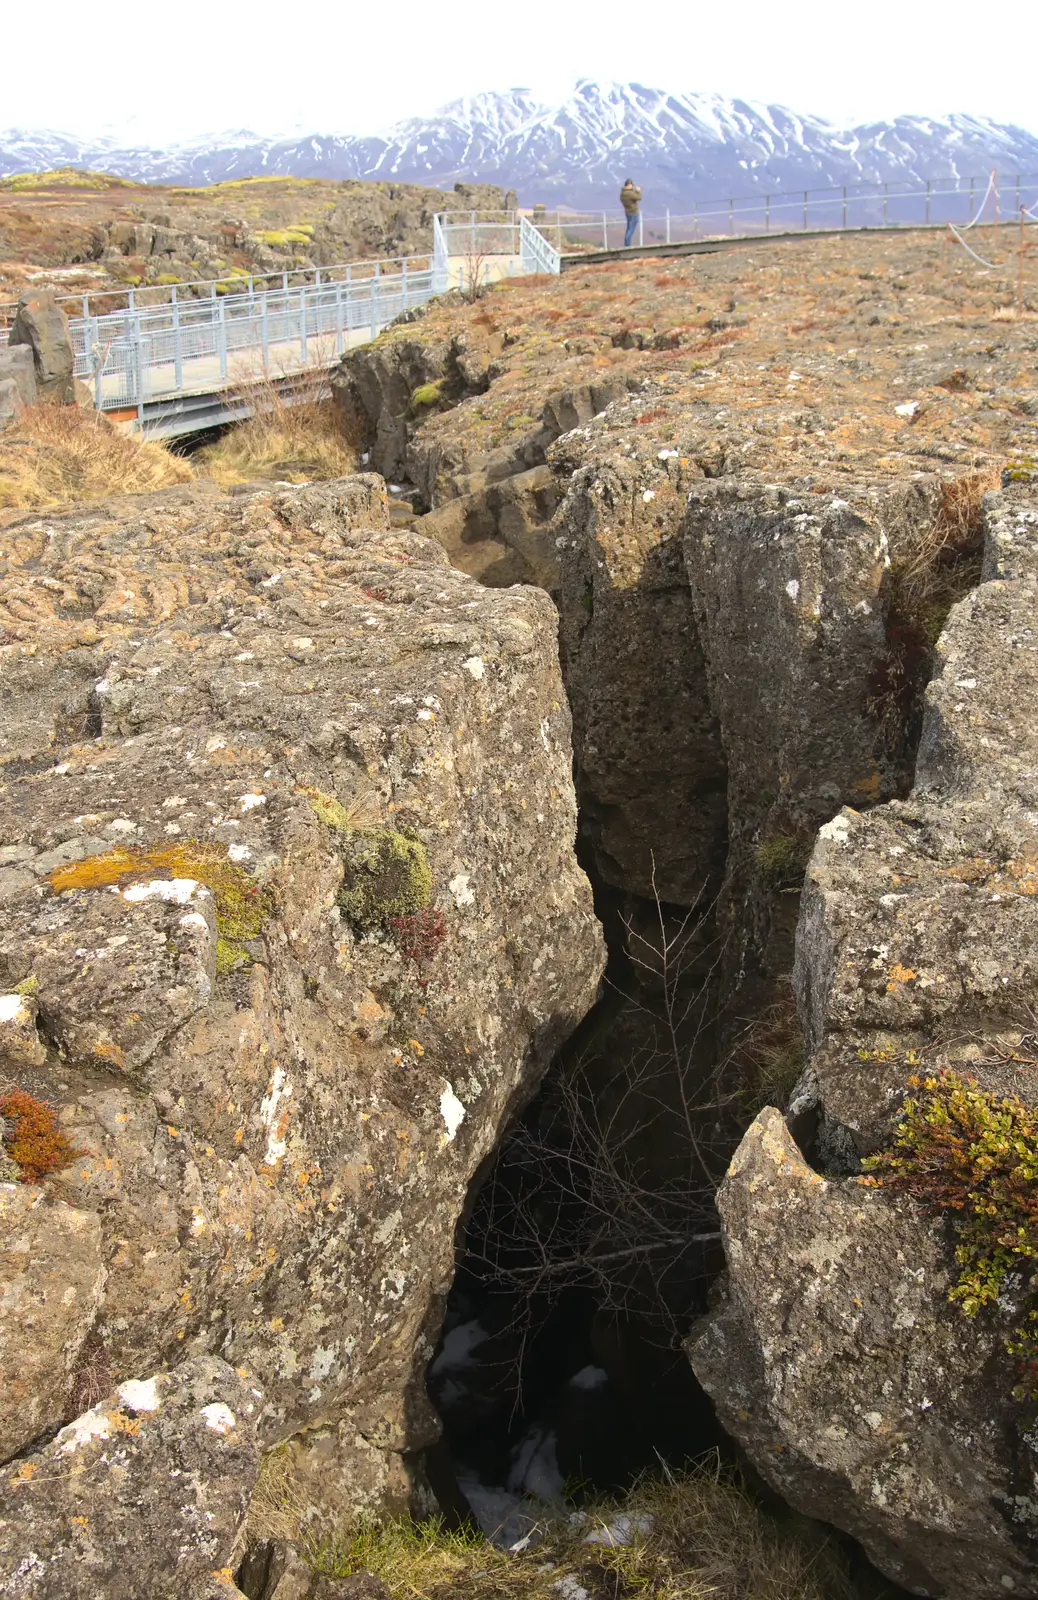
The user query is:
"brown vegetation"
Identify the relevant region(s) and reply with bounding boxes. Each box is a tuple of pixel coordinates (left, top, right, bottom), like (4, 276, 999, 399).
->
(0, 404, 192, 510)
(309, 1467, 863, 1600)
(199, 372, 357, 485)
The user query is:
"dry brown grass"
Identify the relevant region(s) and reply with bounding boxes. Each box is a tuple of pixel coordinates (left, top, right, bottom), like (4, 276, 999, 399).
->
(0, 403, 193, 509)
(310, 1466, 866, 1600)
(199, 368, 357, 486)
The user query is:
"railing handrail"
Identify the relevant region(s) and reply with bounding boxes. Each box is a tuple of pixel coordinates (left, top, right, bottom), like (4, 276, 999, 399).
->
(0, 250, 435, 320)
(53, 214, 556, 428)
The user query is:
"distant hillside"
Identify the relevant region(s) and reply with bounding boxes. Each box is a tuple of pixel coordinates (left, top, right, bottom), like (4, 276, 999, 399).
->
(2, 83, 1038, 210)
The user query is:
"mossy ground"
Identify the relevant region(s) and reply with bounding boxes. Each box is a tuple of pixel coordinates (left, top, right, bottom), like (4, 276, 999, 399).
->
(302, 1468, 866, 1600)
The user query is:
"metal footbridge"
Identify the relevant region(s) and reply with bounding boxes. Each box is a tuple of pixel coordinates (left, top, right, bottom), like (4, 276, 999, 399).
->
(32, 213, 561, 439)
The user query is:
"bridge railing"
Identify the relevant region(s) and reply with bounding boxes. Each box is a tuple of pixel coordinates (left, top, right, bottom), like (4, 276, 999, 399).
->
(66, 214, 559, 417)
(531, 171, 1038, 252)
(72, 261, 437, 410)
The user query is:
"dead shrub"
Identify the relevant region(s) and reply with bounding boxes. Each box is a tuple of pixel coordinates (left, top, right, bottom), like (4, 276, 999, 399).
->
(198, 365, 357, 485)
(0, 404, 192, 509)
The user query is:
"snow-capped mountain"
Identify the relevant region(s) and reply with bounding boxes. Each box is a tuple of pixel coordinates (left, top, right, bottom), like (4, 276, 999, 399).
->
(2, 83, 1037, 208)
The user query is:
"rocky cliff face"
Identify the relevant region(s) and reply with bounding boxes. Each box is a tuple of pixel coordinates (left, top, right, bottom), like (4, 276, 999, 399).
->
(689, 476, 1038, 1599)
(0, 476, 603, 1587)
(332, 232, 1038, 1595)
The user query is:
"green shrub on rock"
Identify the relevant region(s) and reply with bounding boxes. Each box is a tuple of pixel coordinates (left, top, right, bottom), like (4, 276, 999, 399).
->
(864, 1070, 1038, 1391)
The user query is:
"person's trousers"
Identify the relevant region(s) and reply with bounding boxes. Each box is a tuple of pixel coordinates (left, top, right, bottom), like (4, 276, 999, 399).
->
(624, 213, 638, 247)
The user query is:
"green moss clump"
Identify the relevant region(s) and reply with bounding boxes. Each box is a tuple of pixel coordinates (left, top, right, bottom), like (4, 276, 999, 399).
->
(339, 827, 432, 930)
(300, 785, 354, 833)
(261, 226, 314, 248)
(754, 833, 804, 888)
(1003, 457, 1036, 485)
(409, 380, 446, 416)
(864, 1070, 1038, 1393)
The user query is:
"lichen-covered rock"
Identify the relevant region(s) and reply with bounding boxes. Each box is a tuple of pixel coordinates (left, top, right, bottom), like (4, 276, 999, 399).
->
(688, 1110, 1037, 1600)
(8, 292, 75, 403)
(0, 1185, 106, 1459)
(794, 484, 1038, 1150)
(0, 476, 604, 1537)
(693, 483, 1038, 1597)
(552, 430, 724, 904)
(0, 1356, 262, 1599)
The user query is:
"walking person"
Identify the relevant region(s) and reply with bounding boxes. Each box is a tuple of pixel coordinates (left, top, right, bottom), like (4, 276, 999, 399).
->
(620, 178, 642, 247)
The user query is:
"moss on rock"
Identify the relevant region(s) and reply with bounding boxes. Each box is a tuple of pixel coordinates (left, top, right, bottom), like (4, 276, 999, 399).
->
(338, 826, 432, 930)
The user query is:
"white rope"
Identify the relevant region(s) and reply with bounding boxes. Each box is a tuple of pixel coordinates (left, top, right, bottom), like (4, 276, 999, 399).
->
(962, 170, 997, 228)
(947, 222, 1000, 268)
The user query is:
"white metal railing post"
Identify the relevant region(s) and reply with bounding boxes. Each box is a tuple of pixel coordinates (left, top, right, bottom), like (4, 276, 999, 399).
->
(92, 322, 103, 408)
(666, 209, 671, 244)
(134, 320, 145, 426)
(261, 293, 269, 373)
(842, 186, 847, 228)
(300, 286, 308, 363)
(173, 297, 182, 389)
(370, 264, 379, 338)
(602, 212, 607, 250)
(402, 258, 408, 306)
(766, 195, 771, 233)
(218, 296, 227, 380)
(335, 281, 344, 354)
(638, 213, 644, 247)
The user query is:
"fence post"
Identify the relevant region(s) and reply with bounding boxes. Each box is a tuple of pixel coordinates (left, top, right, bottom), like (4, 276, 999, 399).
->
(282, 270, 288, 291)
(218, 296, 227, 380)
(261, 293, 269, 373)
(370, 264, 380, 338)
(638, 212, 644, 247)
(693, 202, 698, 240)
(665, 209, 671, 244)
(765, 195, 770, 233)
(92, 319, 103, 409)
(883, 182, 888, 225)
(335, 281, 344, 354)
(299, 286, 307, 364)
(926, 179, 931, 225)
(729, 197, 734, 235)
(842, 185, 847, 229)
(81, 295, 89, 321)
(128, 286, 136, 312)
(134, 314, 145, 427)
(969, 175, 975, 223)
(803, 191, 808, 230)
(602, 211, 608, 251)
(173, 298, 182, 389)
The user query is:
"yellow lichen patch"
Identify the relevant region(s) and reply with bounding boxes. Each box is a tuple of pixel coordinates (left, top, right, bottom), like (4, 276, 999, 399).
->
(886, 964, 918, 989)
(49, 841, 271, 969)
(298, 784, 354, 833)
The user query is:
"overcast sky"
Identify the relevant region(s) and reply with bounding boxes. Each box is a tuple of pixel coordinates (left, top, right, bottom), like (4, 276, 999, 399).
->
(5, 0, 1036, 141)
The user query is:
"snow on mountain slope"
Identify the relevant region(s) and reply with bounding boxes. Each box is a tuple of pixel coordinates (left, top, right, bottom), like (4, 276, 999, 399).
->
(2, 83, 1037, 207)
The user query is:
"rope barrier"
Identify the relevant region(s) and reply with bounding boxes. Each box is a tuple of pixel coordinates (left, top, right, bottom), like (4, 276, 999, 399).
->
(960, 170, 997, 229)
(947, 223, 1000, 268)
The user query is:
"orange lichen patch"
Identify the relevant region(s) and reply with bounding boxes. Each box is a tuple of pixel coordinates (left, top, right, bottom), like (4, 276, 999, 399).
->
(0, 1088, 81, 1183)
(886, 964, 918, 990)
(49, 841, 271, 962)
